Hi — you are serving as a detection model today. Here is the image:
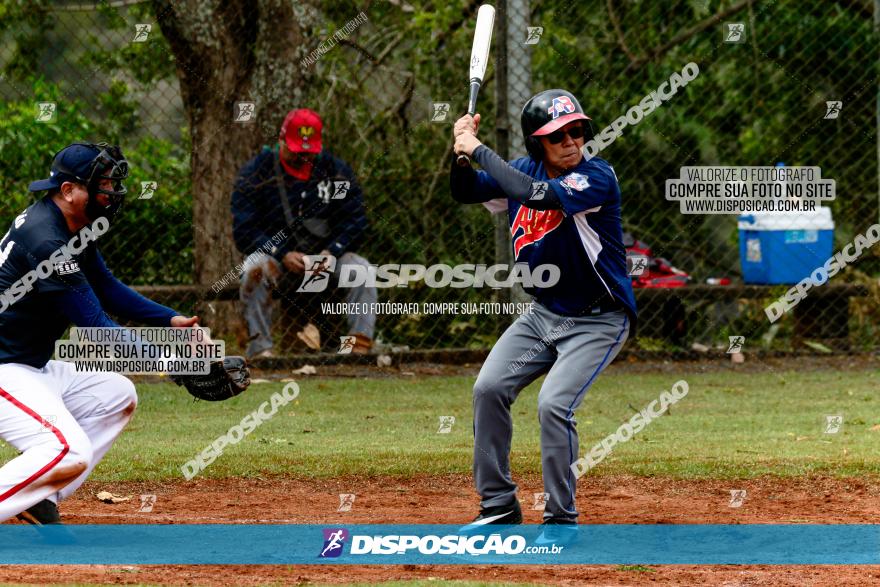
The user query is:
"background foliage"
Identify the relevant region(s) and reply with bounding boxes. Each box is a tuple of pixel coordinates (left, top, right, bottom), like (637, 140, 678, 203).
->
(0, 0, 876, 352)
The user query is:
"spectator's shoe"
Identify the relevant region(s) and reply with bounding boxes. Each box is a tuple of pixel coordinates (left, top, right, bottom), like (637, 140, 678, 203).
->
(351, 334, 373, 355)
(296, 323, 322, 351)
(16, 499, 61, 525)
(535, 518, 579, 547)
(459, 501, 522, 534)
(246, 348, 275, 360)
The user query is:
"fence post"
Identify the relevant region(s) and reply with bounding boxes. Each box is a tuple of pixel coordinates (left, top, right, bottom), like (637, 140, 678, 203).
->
(493, 0, 512, 335)
(875, 0, 880, 224)
(506, 0, 531, 161)
(494, 0, 533, 322)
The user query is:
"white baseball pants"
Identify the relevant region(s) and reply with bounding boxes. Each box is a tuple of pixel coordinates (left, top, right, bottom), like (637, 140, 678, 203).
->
(0, 360, 137, 521)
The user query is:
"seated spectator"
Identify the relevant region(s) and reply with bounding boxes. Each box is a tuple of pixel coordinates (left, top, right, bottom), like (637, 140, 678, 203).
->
(231, 109, 376, 358)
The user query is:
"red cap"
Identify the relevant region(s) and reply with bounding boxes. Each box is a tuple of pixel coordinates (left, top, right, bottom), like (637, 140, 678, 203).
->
(280, 109, 323, 153)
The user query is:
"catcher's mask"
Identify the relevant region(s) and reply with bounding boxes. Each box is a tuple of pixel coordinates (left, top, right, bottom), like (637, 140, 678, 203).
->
(28, 142, 129, 222)
(521, 89, 594, 161)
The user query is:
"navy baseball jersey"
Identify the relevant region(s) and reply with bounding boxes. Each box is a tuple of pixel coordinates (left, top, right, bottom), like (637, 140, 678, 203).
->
(0, 197, 176, 368)
(454, 152, 637, 331)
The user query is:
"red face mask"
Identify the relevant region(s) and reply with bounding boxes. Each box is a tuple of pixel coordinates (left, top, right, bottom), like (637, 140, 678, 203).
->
(279, 150, 315, 180)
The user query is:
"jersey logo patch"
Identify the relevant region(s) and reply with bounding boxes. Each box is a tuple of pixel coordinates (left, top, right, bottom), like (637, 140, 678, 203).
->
(547, 96, 576, 119)
(511, 207, 564, 258)
(54, 260, 80, 275)
(561, 172, 590, 192)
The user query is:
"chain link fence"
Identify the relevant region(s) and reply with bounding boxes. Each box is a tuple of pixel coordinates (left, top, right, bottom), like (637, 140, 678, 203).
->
(531, 0, 880, 354)
(0, 0, 877, 361)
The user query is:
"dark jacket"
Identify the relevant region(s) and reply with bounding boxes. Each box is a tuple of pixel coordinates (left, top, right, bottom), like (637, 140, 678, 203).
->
(231, 146, 368, 261)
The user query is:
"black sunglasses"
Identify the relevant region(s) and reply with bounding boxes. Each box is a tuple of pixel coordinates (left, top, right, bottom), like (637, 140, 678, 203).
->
(545, 124, 585, 144)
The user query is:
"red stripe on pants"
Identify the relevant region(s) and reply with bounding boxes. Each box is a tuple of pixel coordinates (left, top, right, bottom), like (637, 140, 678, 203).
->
(0, 387, 69, 501)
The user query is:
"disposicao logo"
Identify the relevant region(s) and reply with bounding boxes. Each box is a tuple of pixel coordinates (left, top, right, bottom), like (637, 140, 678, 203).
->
(319, 528, 349, 558)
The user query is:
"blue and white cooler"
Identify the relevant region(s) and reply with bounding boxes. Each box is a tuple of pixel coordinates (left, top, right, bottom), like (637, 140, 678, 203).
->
(737, 208, 835, 284)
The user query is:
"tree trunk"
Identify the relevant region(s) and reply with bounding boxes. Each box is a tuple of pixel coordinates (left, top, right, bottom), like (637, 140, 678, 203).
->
(153, 0, 316, 339)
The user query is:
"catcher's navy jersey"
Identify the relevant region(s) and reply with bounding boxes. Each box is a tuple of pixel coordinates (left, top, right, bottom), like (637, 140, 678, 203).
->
(0, 197, 176, 368)
(0, 198, 97, 367)
(459, 154, 637, 331)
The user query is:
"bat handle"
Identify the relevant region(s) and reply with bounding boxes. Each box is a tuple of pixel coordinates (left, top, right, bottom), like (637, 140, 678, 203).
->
(456, 81, 482, 167)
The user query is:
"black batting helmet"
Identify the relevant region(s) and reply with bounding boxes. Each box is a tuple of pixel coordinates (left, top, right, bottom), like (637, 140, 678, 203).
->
(521, 89, 593, 160)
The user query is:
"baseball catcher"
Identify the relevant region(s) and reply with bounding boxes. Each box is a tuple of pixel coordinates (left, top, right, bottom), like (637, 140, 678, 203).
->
(451, 90, 637, 541)
(0, 142, 244, 527)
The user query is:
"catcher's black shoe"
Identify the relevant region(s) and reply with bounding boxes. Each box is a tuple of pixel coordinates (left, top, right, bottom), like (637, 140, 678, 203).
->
(459, 501, 522, 534)
(16, 499, 61, 525)
(16, 500, 75, 545)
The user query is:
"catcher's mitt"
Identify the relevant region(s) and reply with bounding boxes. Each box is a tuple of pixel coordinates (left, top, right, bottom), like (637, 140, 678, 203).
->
(172, 356, 251, 401)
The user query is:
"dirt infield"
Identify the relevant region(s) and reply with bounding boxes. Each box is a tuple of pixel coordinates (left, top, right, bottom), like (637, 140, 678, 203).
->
(3, 475, 880, 586)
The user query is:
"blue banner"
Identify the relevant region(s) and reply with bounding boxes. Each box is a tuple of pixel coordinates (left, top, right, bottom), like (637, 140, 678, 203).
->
(1, 524, 877, 565)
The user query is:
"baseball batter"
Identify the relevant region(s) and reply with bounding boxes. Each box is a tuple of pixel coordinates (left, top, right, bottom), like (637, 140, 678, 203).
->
(0, 142, 198, 525)
(450, 90, 637, 534)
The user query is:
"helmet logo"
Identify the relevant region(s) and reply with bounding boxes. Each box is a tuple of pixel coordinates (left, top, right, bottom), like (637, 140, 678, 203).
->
(547, 96, 575, 119)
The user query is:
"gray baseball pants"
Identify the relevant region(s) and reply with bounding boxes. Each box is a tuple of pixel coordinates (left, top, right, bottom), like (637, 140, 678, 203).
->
(472, 301, 630, 521)
(239, 251, 377, 357)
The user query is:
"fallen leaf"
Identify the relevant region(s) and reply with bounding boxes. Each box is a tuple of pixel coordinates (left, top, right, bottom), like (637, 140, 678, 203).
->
(802, 340, 832, 354)
(96, 491, 132, 504)
(296, 324, 321, 350)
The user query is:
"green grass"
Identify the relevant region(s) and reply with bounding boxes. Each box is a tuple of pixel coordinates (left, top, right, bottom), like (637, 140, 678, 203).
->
(616, 564, 655, 573)
(3, 368, 878, 482)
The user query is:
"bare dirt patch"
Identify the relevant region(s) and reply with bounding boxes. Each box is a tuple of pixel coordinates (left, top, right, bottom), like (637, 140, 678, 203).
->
(3, 475, 879, 586)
